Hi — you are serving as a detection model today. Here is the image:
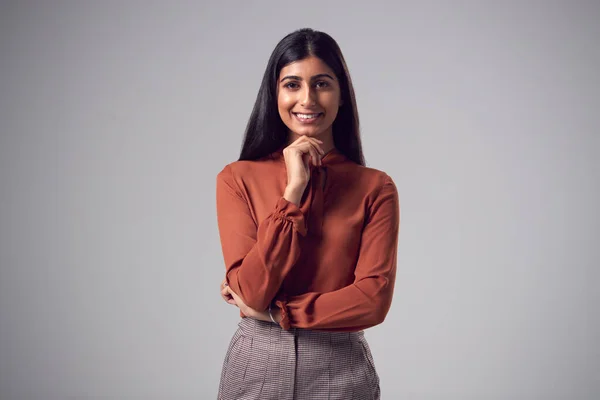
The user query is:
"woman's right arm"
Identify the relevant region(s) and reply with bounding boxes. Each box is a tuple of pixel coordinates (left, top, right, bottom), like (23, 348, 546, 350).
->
(215, 163, 307, 312)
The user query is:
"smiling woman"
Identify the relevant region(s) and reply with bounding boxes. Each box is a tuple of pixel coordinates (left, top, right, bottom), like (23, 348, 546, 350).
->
(277, 61, 342, 134)
(215, 27, 399, 400)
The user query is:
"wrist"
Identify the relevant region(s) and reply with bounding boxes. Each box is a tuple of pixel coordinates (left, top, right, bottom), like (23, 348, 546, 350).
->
(268, 302, 282, 324)
(274, 308, 282, 323)
(283, 185, 304, 206)
(271, 306, 282, 324)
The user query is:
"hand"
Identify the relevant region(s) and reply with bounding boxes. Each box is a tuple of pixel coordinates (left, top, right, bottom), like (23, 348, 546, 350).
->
(220, 279, 237, 306)
(283, 136, 325, 188)
(224, 285, 280, 324)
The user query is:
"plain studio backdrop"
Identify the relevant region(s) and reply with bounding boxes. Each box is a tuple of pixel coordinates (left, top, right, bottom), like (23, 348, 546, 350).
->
(0, 1, 598, 399)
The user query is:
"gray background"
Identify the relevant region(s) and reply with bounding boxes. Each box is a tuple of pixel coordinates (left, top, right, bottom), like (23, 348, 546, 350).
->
(1, 0, 598, 399)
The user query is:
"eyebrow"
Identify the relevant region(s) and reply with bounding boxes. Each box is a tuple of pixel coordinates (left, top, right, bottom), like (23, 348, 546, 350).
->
(280, 73, 335, 82)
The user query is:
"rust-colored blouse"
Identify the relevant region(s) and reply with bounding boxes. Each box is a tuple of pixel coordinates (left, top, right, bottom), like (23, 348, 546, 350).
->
(216, 146, 400, 332)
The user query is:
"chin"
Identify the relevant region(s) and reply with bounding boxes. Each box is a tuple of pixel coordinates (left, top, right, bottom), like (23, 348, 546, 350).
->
(293, 127, 324, 137)
(295, 132, 321, 139)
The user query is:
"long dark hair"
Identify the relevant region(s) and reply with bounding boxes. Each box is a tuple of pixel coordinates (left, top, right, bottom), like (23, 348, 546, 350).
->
(238, 28, 365, 166)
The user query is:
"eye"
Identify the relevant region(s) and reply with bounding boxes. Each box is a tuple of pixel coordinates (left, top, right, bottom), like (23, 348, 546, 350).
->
(315, 81, 329, 88)
(283, 82, 299, 89)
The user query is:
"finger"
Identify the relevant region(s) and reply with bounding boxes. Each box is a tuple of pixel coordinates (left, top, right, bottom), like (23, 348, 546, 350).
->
(305, 140, 324, 164)
(227, 287, 242, 304)
(310, 142, 324, 166)
(299, 135, 324, 145)
(293, 135, 324, 156)
(307, 144, 319, 166)
(221, 293, 232, 303)
(298, 141, 320, 167)
(300, 151, 311, 170)
(226, 289, 245, 311)
(225, 293, 236, 304)
(312, 142, 324, 165)
(301, 135, 324, 148)
(307, 137, 325, 155)
(291, 135, 313, 146)
(285, 139, 323, 165)
(221, 285, 234, 301)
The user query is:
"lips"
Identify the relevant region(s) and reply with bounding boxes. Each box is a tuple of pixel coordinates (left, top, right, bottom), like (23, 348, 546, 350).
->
(292, 112, 323, 124)
(293, 112, 323, 117)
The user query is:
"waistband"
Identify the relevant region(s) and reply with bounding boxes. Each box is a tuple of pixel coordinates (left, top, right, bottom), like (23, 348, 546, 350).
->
(236, 317, 364, 341)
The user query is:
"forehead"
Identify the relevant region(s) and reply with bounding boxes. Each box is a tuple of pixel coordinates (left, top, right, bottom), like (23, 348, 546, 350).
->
(278, 56, 336, 79)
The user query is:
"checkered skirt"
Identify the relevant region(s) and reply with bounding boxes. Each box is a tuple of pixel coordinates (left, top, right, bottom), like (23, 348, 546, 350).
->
(217, 317, 380, 399)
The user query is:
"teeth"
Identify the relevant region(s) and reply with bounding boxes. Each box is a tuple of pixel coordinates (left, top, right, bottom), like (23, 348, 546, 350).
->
(296, 113, 320, 119)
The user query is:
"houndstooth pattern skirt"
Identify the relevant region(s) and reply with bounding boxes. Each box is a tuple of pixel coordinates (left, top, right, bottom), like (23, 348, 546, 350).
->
(217, 317, 380, 399)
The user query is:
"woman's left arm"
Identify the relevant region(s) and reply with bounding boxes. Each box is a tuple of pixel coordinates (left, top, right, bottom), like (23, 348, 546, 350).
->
(272, 175, 400, 331)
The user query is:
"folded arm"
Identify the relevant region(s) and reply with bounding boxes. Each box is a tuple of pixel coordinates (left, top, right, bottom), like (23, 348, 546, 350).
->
(273, 175, 400, 331)
(216, 164, 307, 311)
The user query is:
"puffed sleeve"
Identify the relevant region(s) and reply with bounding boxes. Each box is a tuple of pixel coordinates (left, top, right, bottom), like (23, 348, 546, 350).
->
(216, 164, 307, 312)
(273, 174, 400, 331)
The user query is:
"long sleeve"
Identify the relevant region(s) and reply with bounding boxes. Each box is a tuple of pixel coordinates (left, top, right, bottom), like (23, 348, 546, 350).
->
(274, 175, 400, 332)
(216, 164, 307, 312)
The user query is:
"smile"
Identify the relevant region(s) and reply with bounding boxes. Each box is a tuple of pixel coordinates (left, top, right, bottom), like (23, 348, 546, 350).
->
(293, 112, 323, 123)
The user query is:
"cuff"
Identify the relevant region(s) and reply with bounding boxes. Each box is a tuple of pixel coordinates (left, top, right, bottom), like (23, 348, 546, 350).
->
(274, 297, 291, 330)
(273, 197, 307, 236)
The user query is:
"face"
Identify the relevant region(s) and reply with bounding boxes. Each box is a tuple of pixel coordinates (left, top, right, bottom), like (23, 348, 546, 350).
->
(276, 56, 343, 141)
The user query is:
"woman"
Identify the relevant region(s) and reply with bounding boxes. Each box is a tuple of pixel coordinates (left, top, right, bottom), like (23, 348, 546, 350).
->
(215, 27, 399, 400)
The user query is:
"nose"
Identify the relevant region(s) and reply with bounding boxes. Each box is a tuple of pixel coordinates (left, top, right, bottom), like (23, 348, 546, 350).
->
(300, 85, 317, 107)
